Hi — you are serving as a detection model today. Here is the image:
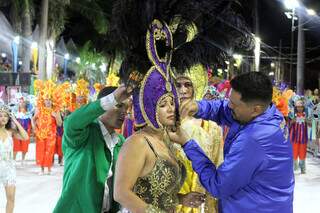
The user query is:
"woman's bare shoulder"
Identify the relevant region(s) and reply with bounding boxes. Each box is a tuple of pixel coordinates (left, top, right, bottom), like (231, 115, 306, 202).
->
(122, 132, 148, 150)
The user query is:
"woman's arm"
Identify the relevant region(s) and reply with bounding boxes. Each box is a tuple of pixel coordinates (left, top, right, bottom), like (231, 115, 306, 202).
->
(53, 111, 63, 127)
(11, 114, 29, 141)
(31, 109, 38, 133)
(114, 134, 151, 213)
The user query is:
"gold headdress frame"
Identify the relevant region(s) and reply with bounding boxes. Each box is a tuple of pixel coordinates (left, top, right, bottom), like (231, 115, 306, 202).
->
(176, 64, 208, 101)
(0, 104, 11, 115)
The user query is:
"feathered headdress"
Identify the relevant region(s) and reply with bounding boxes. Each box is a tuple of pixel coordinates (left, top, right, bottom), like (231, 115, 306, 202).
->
(109, 0, 253, 81)
(75, 79, 89, 97)
(176, 64, 208, 100)
(34, 80, 66, 112)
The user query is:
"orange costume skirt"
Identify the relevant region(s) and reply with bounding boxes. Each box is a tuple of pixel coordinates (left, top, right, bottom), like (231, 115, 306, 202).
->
(13, 119, 31, 153)
(35, 115, 57, 168)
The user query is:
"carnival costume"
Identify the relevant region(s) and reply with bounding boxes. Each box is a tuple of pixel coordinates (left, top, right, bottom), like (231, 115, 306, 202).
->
(0, 105, 16, 186)
(13, 98, 32, 157)
(289, 98, 309, 173)
(109, 0, 252, 212)
(310, 103, 320, 156)
(129, 19, 186, 212)
(33, 80, 63, 169)
(175, 65, 223, 213)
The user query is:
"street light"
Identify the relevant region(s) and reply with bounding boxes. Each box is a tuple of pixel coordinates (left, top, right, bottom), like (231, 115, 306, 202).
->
(283, 1, 299, 86)
(283, 0, 318, 95)
(13, 36, 20, 45)
(64, 53, 70, 60)
(306, 9, 316, 16)
(31, 42, 38, 49)
(271, 62, 275, 68)
(284, 0, 300, 10)
(233, 54, 243, 60)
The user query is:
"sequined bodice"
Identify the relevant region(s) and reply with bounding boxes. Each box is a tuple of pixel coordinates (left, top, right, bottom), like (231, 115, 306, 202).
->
(0, 135, 13, 162)
(133, 139, 186, 212)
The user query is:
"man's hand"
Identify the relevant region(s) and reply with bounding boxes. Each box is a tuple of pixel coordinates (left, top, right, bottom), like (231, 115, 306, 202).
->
(113, 84, 132, 103)
(167, 125, 191, 146)
(180, 100, 198, 119)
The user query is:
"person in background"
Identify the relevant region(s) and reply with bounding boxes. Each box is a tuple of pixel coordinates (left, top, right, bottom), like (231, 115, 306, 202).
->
(0, 104, 29, 213)
(13, 97, 32, 165)
(33, 80, 63, 175)
(176, 69, 223, 213)
(289, 99, 309, 174)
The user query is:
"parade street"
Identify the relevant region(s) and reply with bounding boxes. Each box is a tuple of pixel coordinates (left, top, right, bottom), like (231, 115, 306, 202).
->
(0, 143, 320, 213)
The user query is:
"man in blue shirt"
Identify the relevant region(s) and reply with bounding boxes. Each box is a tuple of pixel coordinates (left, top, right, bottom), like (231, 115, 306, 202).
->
(169, 72, 294, 213)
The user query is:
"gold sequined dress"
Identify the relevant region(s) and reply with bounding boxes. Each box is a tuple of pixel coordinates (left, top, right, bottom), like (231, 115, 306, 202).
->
(176, 118, 223, 213)
(133, 138, 186, 212)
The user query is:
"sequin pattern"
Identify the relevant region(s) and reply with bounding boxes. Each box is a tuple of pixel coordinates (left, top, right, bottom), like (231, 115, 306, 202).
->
(133, 157, 186, 212)
(0, 136, 16, 186)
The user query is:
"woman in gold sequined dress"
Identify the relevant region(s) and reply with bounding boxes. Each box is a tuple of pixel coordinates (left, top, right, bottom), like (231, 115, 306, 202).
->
(175, 65, 224, 213)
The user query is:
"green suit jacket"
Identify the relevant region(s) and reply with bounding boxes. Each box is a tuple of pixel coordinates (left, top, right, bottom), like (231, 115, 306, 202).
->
(53, 99, 125, 213)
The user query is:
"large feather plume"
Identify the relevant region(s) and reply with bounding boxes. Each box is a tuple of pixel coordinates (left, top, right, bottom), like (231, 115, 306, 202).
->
(108, 0, 254, 80)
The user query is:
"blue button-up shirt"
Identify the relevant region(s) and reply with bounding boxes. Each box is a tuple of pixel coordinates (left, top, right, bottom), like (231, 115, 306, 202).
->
(183, 100, 294, 213)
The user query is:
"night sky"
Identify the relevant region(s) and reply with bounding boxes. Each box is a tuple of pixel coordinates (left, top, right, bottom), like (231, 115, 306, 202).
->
(1, 0, 319, 88)
(62, 0, 320, 88)
(258, 0, 320, 89)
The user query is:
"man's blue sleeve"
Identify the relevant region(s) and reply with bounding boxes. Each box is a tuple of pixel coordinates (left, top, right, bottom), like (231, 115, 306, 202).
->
(183, 136, 265, 199)
(195, 100, 234, 126)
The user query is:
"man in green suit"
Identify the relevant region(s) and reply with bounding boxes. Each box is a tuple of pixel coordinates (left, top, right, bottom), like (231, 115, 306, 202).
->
(54, 85, 130, 213)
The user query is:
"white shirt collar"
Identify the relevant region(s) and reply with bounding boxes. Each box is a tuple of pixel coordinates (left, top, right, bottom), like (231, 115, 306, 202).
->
(98, 120, 119, 151)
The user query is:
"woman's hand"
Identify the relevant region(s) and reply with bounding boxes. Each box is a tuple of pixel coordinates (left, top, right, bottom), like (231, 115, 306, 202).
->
(10, 113, 29, 140)
(179, 192, 206, 208)
(10, 113, 17, 122)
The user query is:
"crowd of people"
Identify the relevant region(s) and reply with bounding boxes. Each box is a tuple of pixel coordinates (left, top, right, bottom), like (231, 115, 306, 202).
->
(1, 70, 319, 212)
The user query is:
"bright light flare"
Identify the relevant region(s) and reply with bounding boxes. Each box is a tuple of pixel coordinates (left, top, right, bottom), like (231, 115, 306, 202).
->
(306, 9, 316, 16)
(284, 0, 300, 10)
(64, 53, 70, 60)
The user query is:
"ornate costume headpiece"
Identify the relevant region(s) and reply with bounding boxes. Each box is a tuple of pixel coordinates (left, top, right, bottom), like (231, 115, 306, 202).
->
(106, 72, 120, 87)
(294, 99, 304, 107)
(176, 64, 208, 101)
(133, 20, 179, 130)
(75, 79, 89, 97)
(0, 104, 10, 115)
(110, 0, 253, 128)
(205, 85, 220, 99)
(33, 79, 65, 112)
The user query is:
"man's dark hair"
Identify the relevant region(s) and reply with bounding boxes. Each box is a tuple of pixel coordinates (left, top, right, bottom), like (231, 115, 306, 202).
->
(97, 86, 117, 99)
(230, 72, 272, 105)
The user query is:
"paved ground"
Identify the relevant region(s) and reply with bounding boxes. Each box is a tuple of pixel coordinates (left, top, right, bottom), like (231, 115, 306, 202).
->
(1, 144, 320, 213)
(0, 143, 63, 213)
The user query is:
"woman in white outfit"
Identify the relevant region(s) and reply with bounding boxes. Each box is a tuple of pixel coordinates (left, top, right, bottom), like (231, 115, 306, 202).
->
(0, 104, 28, 213)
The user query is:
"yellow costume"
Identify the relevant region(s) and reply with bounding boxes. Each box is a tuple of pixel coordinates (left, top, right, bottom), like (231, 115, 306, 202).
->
(176, 65, 224, 213)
